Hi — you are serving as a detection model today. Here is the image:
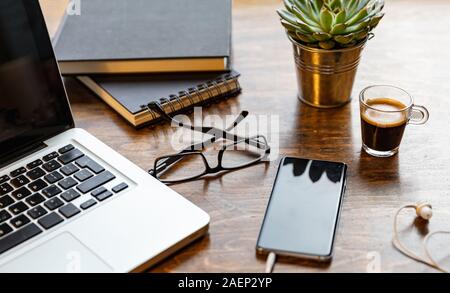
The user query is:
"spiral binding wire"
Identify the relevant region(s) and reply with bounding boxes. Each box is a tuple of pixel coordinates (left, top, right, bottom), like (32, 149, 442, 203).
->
(142, 72, 241, 123)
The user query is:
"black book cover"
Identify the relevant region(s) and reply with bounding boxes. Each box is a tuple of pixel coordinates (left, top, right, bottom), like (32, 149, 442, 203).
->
(54, 0, 231, 62)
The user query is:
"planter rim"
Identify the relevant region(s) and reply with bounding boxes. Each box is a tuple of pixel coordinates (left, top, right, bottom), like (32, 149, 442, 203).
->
(288, 35, 368, 53)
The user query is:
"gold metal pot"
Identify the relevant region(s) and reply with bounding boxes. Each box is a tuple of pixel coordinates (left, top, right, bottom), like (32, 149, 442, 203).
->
(291, 37, 366, 108)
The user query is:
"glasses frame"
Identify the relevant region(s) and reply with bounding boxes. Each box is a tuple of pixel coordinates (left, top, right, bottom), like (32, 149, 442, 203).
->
(146, 102, 271, 184)
(154, 135, 270, 183)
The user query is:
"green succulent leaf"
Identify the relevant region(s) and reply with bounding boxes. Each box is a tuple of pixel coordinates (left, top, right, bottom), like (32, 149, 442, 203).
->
(334, 34, 355, 44)
(280, 19, 310, 34)
(311, 0, 324, 14)
(330, 23, 346, 34)
(277, 9, 299, 25)
(283, 0, 295, 12)
(296, 20, 322, 33)
(304, 0, 326, 17)
(329, 0, 341, 10)
(292, 6, 321, 27)
(295, 31, 317, 43)
(343, 19, 371, 34)
(319, 8, 333, 32)
(369, 13, 384, 28)
(334, 9, 346, 24)
(354, 29, 369, 40)
(318, 40, 336, 49)
(345, 7, 369, 26)
(312, 32, 332, 41)
(346, 0, 360, 17)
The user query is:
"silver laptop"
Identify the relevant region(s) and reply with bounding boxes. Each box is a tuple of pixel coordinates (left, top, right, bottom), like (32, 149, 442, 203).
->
(0, 0, 209, 273)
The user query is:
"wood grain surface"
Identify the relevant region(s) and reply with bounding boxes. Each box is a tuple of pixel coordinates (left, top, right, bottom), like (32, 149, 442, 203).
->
(39, 0, 450, 272)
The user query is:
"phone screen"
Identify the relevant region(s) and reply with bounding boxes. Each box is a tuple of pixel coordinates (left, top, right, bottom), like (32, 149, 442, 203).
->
(257, 157, 347, 258)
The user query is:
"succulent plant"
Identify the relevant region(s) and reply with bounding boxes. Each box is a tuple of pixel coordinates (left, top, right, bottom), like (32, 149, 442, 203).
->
(277, 0, 385, 49)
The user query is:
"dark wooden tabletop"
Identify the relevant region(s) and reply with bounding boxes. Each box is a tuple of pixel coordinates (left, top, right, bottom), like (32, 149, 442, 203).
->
(41, 0, 450, 272)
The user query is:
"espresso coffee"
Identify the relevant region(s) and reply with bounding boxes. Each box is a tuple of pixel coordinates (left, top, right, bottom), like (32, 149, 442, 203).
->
(361, 98, 408, 152)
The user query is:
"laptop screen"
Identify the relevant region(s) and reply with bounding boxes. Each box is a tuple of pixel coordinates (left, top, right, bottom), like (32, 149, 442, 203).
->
(0, 0, 73, 163)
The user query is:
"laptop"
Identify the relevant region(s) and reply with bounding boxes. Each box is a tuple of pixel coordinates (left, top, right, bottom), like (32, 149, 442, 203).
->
(0, 0, 209, 273)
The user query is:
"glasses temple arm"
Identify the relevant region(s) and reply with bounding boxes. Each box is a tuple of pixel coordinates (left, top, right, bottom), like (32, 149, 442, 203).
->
(225, 111, 248, 131)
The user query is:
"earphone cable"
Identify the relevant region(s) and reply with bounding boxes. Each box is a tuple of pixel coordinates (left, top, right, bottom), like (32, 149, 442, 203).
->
(392, 204, 448, 273)
(423, 230, 449, 273)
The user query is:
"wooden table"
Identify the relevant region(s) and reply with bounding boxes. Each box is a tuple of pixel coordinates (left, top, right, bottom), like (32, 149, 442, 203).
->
(40, 0, 450, 272)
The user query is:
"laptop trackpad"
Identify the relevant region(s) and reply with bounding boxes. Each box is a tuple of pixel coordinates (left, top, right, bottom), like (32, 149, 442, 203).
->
(0, 232, 113, 273)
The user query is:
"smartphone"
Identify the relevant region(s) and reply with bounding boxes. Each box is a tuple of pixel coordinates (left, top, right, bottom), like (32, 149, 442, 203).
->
(256, 156, 347, 261)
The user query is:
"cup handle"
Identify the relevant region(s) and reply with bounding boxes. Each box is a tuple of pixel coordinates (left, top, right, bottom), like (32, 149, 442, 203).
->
(409, 105, 429, 125)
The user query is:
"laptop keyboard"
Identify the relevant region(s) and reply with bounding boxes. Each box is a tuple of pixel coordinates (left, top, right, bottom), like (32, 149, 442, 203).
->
(0, 144, 129, 255)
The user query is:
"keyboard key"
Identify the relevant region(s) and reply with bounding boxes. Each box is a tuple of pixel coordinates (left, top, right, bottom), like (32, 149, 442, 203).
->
(0, 210, 12, 223)
(80, 199, 97, 210)
(58, 177, 78, 190)
(43, 151, 59, 162)
(77, 171, 115, 194)
(60, 163, 80, 176)
(26, 167, 46, 180)
(9, 201, 29, 215)
(38, 212, 64, 230)
(75, 156, 105, 174)
(41, 185, 62, 198)
(58, 149, 84, 165)
(10, 175, 30, 188)
(27, 206, 48, 219)
(10, 167, 26, 178)
(95, 190, 113, 202)
(44, 171, 64, 184)
(61, 189, 81, 202)
(0, 223, 13, 238)
(44, 197, 64, 210)
(74, 169, 93, 182)
(112, 183, 128, 193)
(26, 159, 43, 170)
(0, 195, 14, 209)
(25, 193, 46, 206)
(0, 223, 42, 256)
(10, 214, 30, 228)
(58, 144, 74, 154)
(91, 187, 106, 197)
(28, 179, 48, 192)
(0, 224, 42, 253)
(59, 204, 81, 219)
(0, 183, 13, 196)
(11, 187, 32, 200)
(0, 175, 10, 185)
(42, 160, 62, 172)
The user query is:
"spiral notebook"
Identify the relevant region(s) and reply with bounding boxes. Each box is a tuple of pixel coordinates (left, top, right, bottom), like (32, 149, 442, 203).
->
(77, 71, 241, 128)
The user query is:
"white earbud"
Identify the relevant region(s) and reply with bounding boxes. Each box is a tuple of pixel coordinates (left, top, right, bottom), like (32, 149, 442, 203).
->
(416, 203, 433, 220)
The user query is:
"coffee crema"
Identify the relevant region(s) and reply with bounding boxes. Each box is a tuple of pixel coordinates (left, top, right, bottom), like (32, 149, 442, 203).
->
(361, 98, 408, 152)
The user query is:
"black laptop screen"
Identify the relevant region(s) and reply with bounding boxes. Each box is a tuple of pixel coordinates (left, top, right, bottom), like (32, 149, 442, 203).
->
(0, 0, 73, 163)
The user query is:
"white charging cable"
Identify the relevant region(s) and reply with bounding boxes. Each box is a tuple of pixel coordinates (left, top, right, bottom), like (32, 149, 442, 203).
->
(265, 252, 277, 273)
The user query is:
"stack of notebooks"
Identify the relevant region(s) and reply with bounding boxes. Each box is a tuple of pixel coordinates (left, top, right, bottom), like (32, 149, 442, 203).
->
(53, 0, 240, 128)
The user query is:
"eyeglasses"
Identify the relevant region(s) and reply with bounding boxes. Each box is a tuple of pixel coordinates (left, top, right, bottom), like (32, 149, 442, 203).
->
(147, 102, 271, 184)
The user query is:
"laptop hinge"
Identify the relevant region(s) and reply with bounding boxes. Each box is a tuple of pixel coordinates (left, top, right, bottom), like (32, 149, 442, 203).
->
(0, 142, 48, 169)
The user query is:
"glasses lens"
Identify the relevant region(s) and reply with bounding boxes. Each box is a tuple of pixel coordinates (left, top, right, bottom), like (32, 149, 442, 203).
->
(156, 153, 206, 182)
(221, 138, 266, 169)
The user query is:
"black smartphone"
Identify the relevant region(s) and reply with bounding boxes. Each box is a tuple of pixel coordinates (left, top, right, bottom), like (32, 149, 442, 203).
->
(256, 156, 347, 261)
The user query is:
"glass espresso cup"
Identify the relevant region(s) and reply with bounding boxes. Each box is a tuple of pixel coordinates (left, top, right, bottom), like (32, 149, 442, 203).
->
(359, 85, 429, 157)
